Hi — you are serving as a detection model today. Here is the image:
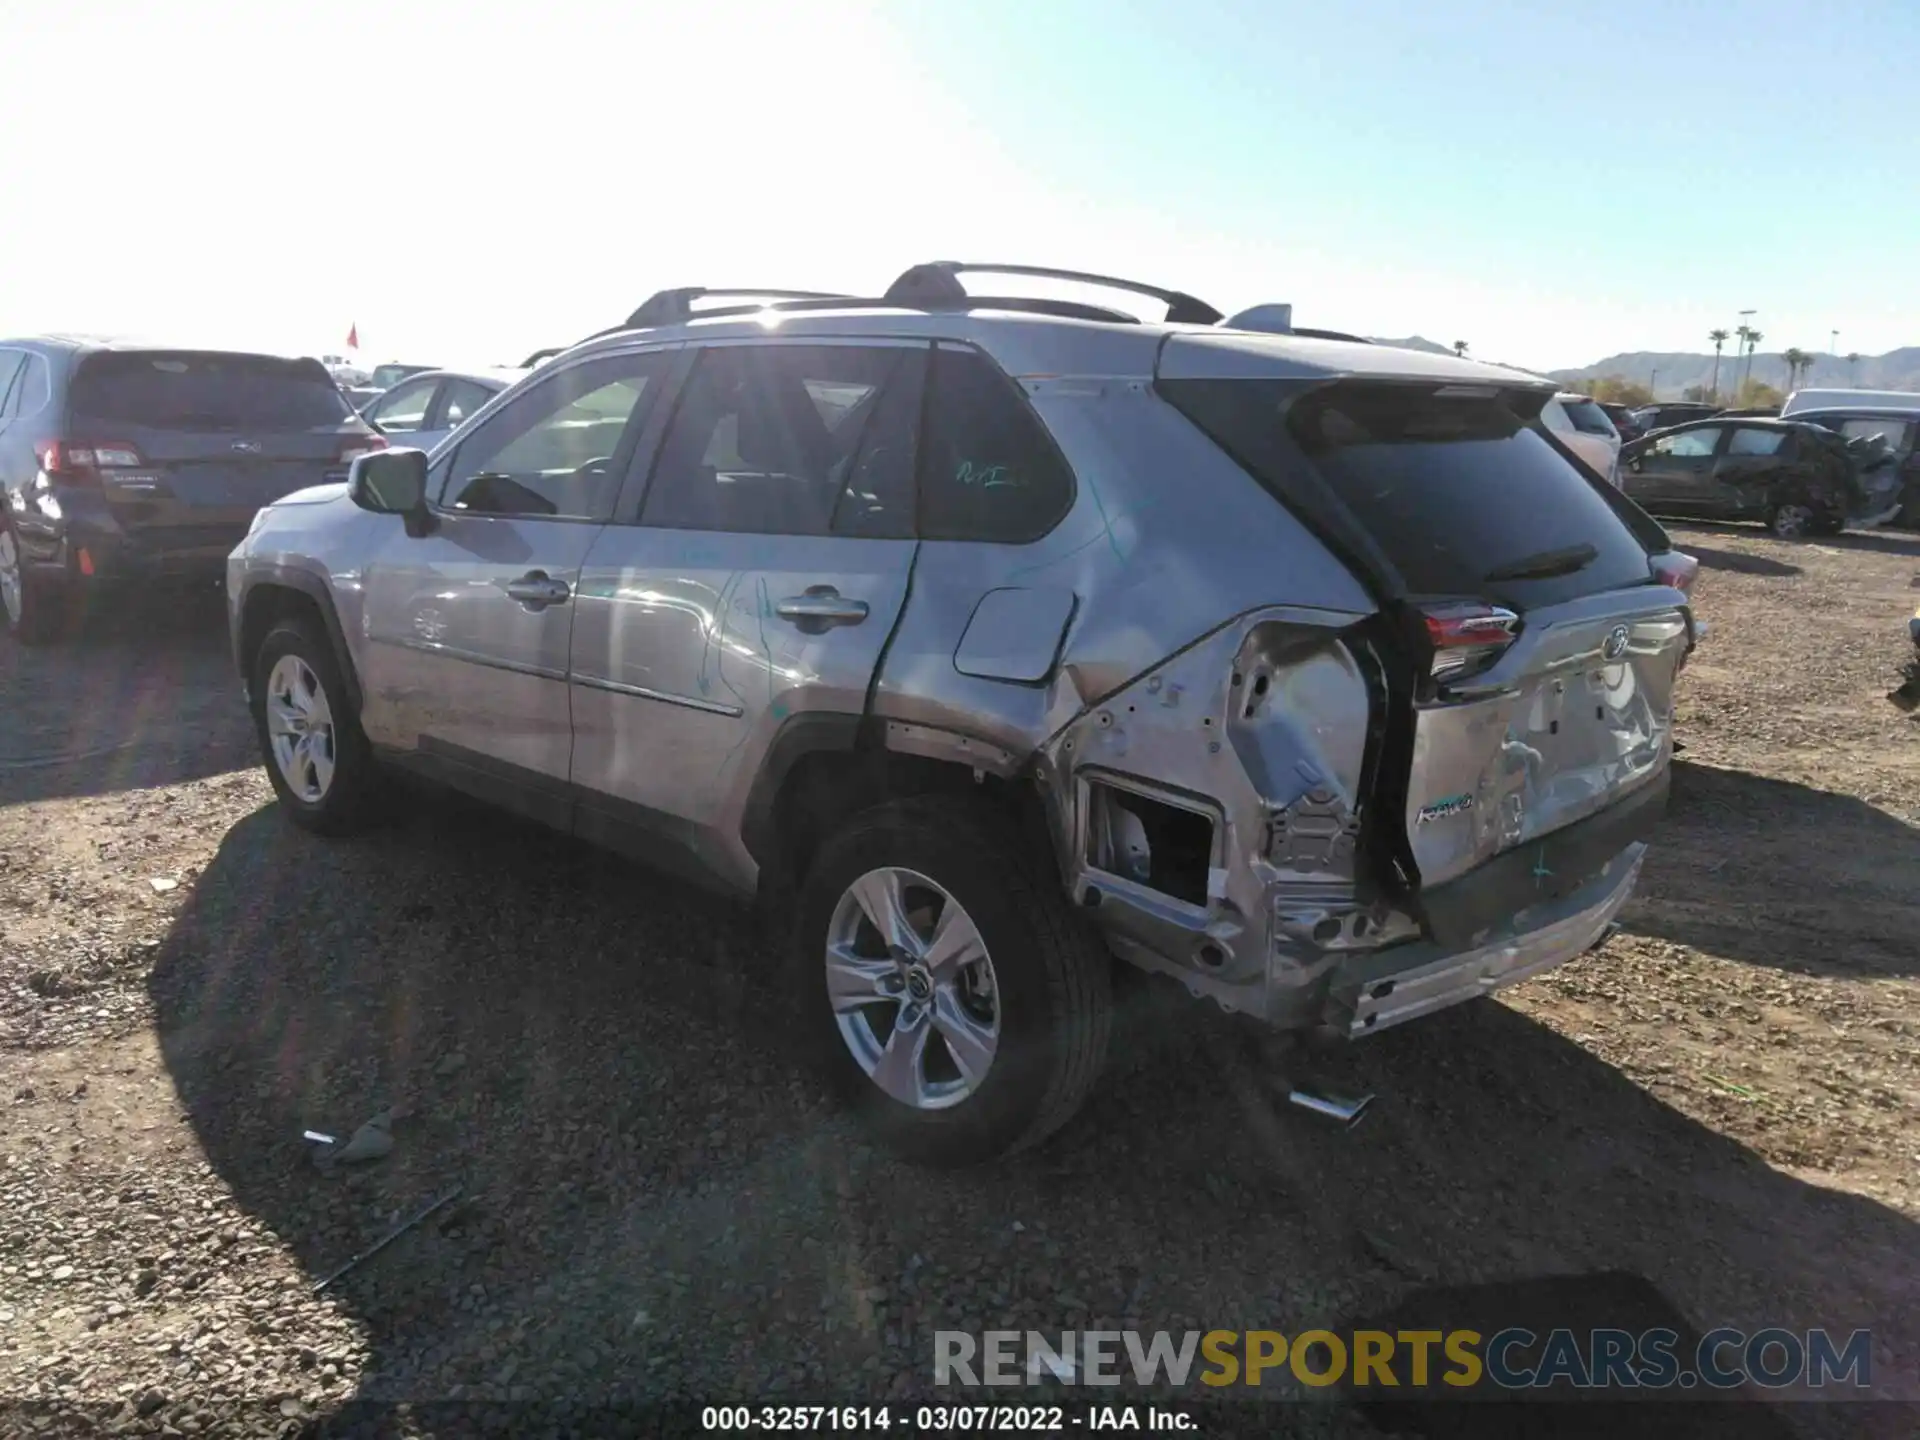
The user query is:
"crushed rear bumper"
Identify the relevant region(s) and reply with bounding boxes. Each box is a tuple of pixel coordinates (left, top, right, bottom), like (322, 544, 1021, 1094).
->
(1322, 841, 1645, 1039)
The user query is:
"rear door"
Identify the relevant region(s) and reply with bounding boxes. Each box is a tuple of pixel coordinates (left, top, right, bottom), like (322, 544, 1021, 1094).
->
(63, 350, 374, 557)
(1710, 425, 1792, 513)
(566, 339, 924, 890)
(1156, 360, 1690, 937)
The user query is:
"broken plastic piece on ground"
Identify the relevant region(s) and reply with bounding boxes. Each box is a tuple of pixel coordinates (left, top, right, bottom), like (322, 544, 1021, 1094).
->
(309, 1110, 395, 1168)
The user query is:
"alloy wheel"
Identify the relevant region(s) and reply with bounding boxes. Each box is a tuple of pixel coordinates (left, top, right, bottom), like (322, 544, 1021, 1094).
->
(265, 654, 337, 803)
(825, 867, 1001, 1111)
(1771, 504, 1814, 538)
(0, 530, 21, 626)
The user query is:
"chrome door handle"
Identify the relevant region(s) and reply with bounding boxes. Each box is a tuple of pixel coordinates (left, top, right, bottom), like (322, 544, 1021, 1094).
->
(776, 589, 869, 626)
(504, 571, 571, 608)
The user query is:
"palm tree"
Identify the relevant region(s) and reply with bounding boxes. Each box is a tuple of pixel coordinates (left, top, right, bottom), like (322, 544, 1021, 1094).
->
(1847, 352, 1861, 384)
(1741, 329, 1763, 394)
(1708, 328, 1730, 400)
(1782, 346, 1807, 393)
(1452, 340, 1469, 357)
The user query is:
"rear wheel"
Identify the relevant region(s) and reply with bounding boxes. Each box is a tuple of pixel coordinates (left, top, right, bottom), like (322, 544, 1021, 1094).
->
(0, 521, 72, 646)
(250, 620, 382, 835)
(1765, 501, 1816, 539)
(795, 796, 1112, 1165)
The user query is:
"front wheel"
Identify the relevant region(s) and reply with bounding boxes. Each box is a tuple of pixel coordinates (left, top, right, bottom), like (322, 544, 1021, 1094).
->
(795, 797, 1112, 1165)
(250, 620, 382, 835)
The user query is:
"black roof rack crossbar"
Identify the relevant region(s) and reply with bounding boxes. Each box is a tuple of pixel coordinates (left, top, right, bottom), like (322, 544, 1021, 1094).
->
(883, 262, 1224, 325)
(623, 287, 853, 329)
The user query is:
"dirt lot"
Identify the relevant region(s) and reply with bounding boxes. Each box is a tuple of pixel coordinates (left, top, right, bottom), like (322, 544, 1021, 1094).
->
(1, 526, 1916, 1437)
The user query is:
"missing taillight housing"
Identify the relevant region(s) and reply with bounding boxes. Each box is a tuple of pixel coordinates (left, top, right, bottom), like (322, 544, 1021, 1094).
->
(1419, 601, 1520, 683)
(1650, 551, 1698, 595)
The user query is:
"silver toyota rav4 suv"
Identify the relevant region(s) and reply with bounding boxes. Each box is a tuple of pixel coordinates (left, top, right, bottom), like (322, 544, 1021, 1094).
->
(228, 264, 1699, 1164)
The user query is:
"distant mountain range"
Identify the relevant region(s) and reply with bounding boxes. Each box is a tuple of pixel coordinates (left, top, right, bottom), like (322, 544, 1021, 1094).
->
(1358, 336, 1920, 399)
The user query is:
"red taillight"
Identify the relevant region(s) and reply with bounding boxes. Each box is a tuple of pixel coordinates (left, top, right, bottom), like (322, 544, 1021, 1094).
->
(1419, 602, 1520, 682)
(37, 440, 145, 482)
(1650, 551, 1698, 595)
(339, 433, 387, 463)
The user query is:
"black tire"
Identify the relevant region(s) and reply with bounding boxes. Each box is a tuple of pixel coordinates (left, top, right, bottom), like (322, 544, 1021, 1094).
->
(1765, 501, 1818, 539)
(795, 796, 1112, 1165)
(249, 619, 382, 835)
(1, 519, 74, 646)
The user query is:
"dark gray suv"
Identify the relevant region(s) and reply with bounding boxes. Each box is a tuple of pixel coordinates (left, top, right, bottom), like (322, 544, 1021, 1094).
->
(0, 337, 385, 643)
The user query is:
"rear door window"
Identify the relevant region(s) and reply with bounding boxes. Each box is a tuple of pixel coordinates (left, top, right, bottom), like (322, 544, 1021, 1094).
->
(69, 352, 352, 431)
(1559, 398, 1617, 436)
(0, 351, 26, 416)
(1162, 378, 1656, 609)
(640, 344, 919, 537)
(440, 379, 497, 428)
(1728, 427, 1785, 457)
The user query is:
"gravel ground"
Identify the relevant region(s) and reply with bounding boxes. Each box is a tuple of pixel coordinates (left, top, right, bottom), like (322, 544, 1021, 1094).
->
(1, 527, 1916, 1438)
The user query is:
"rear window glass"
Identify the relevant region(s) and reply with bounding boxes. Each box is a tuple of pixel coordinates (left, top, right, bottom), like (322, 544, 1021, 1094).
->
(1560, 398, 1616, 436)
(70, 352, 351, 431)
(1163, 379, 1655, 609)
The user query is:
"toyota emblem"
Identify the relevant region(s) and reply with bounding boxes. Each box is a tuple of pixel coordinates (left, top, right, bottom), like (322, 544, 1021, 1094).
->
(1602, 624, 1631, 661)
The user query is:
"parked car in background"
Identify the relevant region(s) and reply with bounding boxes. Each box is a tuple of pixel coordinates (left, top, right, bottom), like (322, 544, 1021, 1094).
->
(1541, 392, 1622, 485)
(0, 337, 383, 643)
(368, 362, 437, 393)
(1599, 402, 1644, 442)
(357, 367, 523, 452)
(1619, 416, 1900, 537)
(1793, 407, 1920, 526)
(227, 262, 1699, 1162)
(341, 383, 384, 413)
(1782, 388, 1920, 420)
(1630, 400, 1720, 433)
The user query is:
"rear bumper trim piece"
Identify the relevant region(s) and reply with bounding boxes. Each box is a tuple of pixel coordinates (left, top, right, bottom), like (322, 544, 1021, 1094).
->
(1325, 841, 1645, 1038)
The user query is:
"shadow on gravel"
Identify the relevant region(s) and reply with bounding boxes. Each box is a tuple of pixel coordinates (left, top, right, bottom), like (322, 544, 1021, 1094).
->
(1624, 760, 1920, 979)
(1680, 545, 1802, 579)
(0, 587, 251, 807)
(1665, 519, 1920, 562)
(146, 793, 1916, 1437)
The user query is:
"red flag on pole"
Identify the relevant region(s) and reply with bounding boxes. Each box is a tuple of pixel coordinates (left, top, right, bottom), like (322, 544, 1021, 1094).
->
(346, 323, 360, 350)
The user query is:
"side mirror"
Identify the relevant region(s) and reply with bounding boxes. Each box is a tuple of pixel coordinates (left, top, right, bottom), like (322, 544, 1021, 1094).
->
(347, 448, 434, 537)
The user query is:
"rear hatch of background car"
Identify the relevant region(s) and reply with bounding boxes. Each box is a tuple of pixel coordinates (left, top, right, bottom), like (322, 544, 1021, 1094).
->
(63, 350, 378, 555)
(1157, 335, 1691, 945)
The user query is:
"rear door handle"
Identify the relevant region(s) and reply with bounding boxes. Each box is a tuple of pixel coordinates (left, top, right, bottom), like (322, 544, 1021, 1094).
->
(505, 571, 571, 608)
(776, 588, 869, 627)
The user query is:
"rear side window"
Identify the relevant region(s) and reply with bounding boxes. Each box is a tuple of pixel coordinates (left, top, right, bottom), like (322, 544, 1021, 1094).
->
(441, 379, 496, 427)
(918, 346, 1075, 543)
(1163, 379, 1655, 609)
(1560, 398, 1616, 436)
(70, 352, 352, 431)
(1728, 427, 1785, 457)
(0, 351, 25, 414)
(367, 377, 437, 432)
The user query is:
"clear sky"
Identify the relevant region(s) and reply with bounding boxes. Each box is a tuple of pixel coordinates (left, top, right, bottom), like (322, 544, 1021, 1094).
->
(5, 0, 1915, 372)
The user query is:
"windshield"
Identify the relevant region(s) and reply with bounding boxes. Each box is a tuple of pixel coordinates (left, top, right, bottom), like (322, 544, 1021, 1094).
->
(70, 351, 352, 431)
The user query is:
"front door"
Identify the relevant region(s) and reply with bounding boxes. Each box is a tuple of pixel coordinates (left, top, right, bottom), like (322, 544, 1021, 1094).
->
(567, 339, 926, 890)
(1624, 423, 1724, 513)
(358, 348, 673, 824)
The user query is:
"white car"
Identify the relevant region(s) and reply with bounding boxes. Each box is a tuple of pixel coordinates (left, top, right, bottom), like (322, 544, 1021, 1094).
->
(1542, 392, 1623, 486)
(356, 366, 526, 453)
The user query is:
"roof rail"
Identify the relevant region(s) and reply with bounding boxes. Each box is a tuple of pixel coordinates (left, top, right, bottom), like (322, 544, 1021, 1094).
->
(622, 287, 853, 329)
(883, 262, 1224, 325)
